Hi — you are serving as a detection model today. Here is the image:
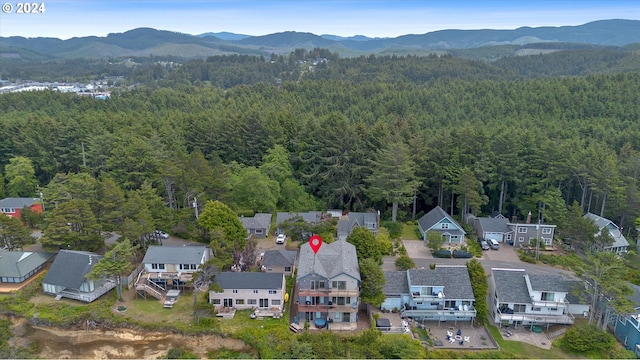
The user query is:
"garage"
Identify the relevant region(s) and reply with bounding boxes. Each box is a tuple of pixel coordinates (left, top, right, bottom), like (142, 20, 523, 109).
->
(484, 232, 504, 242)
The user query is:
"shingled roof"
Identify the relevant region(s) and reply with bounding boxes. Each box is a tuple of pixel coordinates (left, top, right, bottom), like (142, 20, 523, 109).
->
(142, 246, 209, 265)
(418, 206, 466, 235)
(262, 249, 297, 267)
(213, 272, 284, 290)
(42, 250, 101, 289)
(408, 266, 475, 299)
(0, 250, 54, 278)
(492, 269, 532, 304)
(297, 240, 360, 282)
(0, 197, 40, 209)
(383, 271, 409, 295)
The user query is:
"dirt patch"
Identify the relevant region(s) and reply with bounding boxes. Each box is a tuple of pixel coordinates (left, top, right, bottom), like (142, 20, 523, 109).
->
(8, 316, 253, 359)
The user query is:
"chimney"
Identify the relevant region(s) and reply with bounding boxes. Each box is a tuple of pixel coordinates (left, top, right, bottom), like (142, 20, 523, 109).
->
(526, 211, 532, 224)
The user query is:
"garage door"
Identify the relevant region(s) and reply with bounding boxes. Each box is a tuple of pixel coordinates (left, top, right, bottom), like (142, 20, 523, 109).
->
(484, 233, 503, 242)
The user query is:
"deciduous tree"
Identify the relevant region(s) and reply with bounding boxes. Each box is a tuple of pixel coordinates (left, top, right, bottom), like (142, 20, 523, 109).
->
(198, 200, 247, 269)
(359, 257, 385, 307)
(4, 156, 38, 197)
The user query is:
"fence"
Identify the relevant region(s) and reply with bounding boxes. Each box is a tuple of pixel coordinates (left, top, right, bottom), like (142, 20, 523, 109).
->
(123, 263, 145, 289)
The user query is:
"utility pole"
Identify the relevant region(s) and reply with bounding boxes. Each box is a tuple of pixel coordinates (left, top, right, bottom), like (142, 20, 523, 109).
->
(193, 196, 199, 219)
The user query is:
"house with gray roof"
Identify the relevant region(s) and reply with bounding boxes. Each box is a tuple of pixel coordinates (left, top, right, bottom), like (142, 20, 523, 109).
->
(381, 266, 476, 324)
(474, 217, 512, 243)
(336, 211, 379, 241)
(296, 239, 360, 330)
(138, 246, 211, 298)
(209, 272, 286, 312)
(584, 212, 629, 255)
(261, 249, 297, 275)
(417, 206, 466, 244)
(0, 197, 43, 220)
(489, 268, 574, 328)
(239, 213, 272, 238)
(0, 250, 54, 292)
(42, 250, 115, 303)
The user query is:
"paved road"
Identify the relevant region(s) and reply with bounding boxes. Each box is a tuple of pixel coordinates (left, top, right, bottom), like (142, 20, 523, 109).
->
(401, 240, 575, 277)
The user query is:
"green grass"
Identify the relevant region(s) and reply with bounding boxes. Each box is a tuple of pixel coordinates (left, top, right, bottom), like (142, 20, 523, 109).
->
(486, 325, 575, 359)
(401, 223, 420, 240)
(121, 294, 195, 325)
(218, 309, 288, 334)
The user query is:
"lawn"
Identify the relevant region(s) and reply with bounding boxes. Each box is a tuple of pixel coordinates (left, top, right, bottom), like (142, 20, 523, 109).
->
(217, 309, 288, 334)
(486, 325, 575, 359)
(401, 223, 420, 240)
(115, 289, 196, 325)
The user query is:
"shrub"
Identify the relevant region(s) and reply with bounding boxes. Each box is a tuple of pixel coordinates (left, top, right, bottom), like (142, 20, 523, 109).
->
(559, 324, 618, 356)
(395, 255, 415, 270)
(453, 250, 472, 258)
(518, 250, 537, 264)
(433, 250, 452, 258)
(382, 221, 403, 239)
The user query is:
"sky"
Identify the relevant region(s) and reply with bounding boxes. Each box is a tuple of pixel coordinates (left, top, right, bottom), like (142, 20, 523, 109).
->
(0, 0, 638, 40)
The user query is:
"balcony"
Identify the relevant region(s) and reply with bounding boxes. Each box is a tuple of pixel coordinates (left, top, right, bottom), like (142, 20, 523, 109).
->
(401, 305, 476, 319)
(496, 308, 574, 325)
(297, 302, 358, 313)
(298, 288, 359, 297)
(530, 298, 570, 308)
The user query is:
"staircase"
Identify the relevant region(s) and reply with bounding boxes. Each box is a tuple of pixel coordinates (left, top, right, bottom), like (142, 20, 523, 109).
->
(135, 272, 166, 300)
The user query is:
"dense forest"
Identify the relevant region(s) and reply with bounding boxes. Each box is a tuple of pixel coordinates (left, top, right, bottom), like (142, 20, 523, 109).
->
(1, 49, 639, 248)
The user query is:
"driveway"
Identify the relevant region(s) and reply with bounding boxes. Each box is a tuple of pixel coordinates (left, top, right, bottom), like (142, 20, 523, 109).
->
(481, 242, 520, 262)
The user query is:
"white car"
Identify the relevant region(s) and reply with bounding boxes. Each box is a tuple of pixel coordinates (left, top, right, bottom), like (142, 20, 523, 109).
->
(155, 230, 169, 239)
(276, 233, 286, 244)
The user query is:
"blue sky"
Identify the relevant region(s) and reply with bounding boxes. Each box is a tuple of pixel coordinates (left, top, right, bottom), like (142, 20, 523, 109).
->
(1, 0, 638, 39)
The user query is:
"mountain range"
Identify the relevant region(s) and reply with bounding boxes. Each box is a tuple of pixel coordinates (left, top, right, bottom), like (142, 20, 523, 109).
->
(1, 19, 638, 60)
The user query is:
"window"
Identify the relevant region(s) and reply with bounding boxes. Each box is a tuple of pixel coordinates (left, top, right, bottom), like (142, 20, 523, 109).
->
(272, 300, 281, 305)
(179, 264, 191, 270)
(541, 292, 555, 301)
(441, 223, 449, 229)
(544, 238, 552, 245)
(247, 299, 257, 305)
(236, 299, 245, 305)
(255, 229, 263, 234)
(253, 290, 258, 294)
(542, 228, 552, 234)
(212, 299, 221, 304)
(269, 290, 277, 295)
(518, 227, 528, 233)
(0, 208, 15, 213)
(513, 304, 526, 312)
(284, 266, 292, 272)
(506, 234, 512, 240)
(190, 264, 197, 270)
(550, 308, 558, 311)
(532, 307, 541, 311)
(232, 289, 238, 294)
(311, 281, 326, 289)
(518, 237, 524, 242)
(151, 264, 165, 270)
(331, 281, 346, 290)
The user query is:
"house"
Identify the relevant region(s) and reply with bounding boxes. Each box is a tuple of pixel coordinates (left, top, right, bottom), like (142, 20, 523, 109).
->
(275, 211, 322, 235)
(336, 211, 379, 241)
(0, 250, 55, 292)
(239, 213, 272, 238)
(381, 266, 477, 325)
(0, 197, 43, 220)
(209, 272, 286, 313)
(261, 249, 297, 275)
(507, 221, 556, 247)
(583, 212, 630, 255)
(417, 206, 466, 244)
(296, 239, 360, 330)
(612, 284, 640, 356)
(138, 246, 211, 295)
(489, 268, 574, 328)
(42, 250, 115, 302)
(473, 217, 512, 243)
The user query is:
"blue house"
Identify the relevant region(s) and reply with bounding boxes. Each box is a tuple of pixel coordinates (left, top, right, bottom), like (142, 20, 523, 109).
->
(612, 284, 640, 357)
(381, 266, 476, 325)
(417, 206, 466, 244)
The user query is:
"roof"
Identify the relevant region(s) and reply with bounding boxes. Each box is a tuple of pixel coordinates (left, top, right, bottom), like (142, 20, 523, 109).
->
(275, 211, 322, 227)
(408, 266, 475, 299)
(42, 250, 102, 289)
(528, 274, 568, 292)
(565, 280, 589, 305)
(583, 212, 630, 249)
(0, 250, 54, 278)
(417, 206, 466, 235)
(336, 212, 378, 238)
(213, 272, 284, 290)
(262, 249, 297, 267)
(297, 240, 360, 282)
(0, 197, 40, 209)
(383, 271, 409, 295)
(239, 213, 272, 231)
(492, 269, 532, 304)
(142, 246, 209, 265)
(475, 217, 510, 234)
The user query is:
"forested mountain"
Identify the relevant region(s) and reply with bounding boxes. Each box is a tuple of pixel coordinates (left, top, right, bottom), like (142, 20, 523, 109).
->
(1, 19, 638, 60)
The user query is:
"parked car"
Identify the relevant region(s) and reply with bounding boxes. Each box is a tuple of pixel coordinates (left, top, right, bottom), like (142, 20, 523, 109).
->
(480, 240, 490, 250)
(488, 239, 500, 250)
(155, 230, 169, 239)
(276, 233, 286, 244)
